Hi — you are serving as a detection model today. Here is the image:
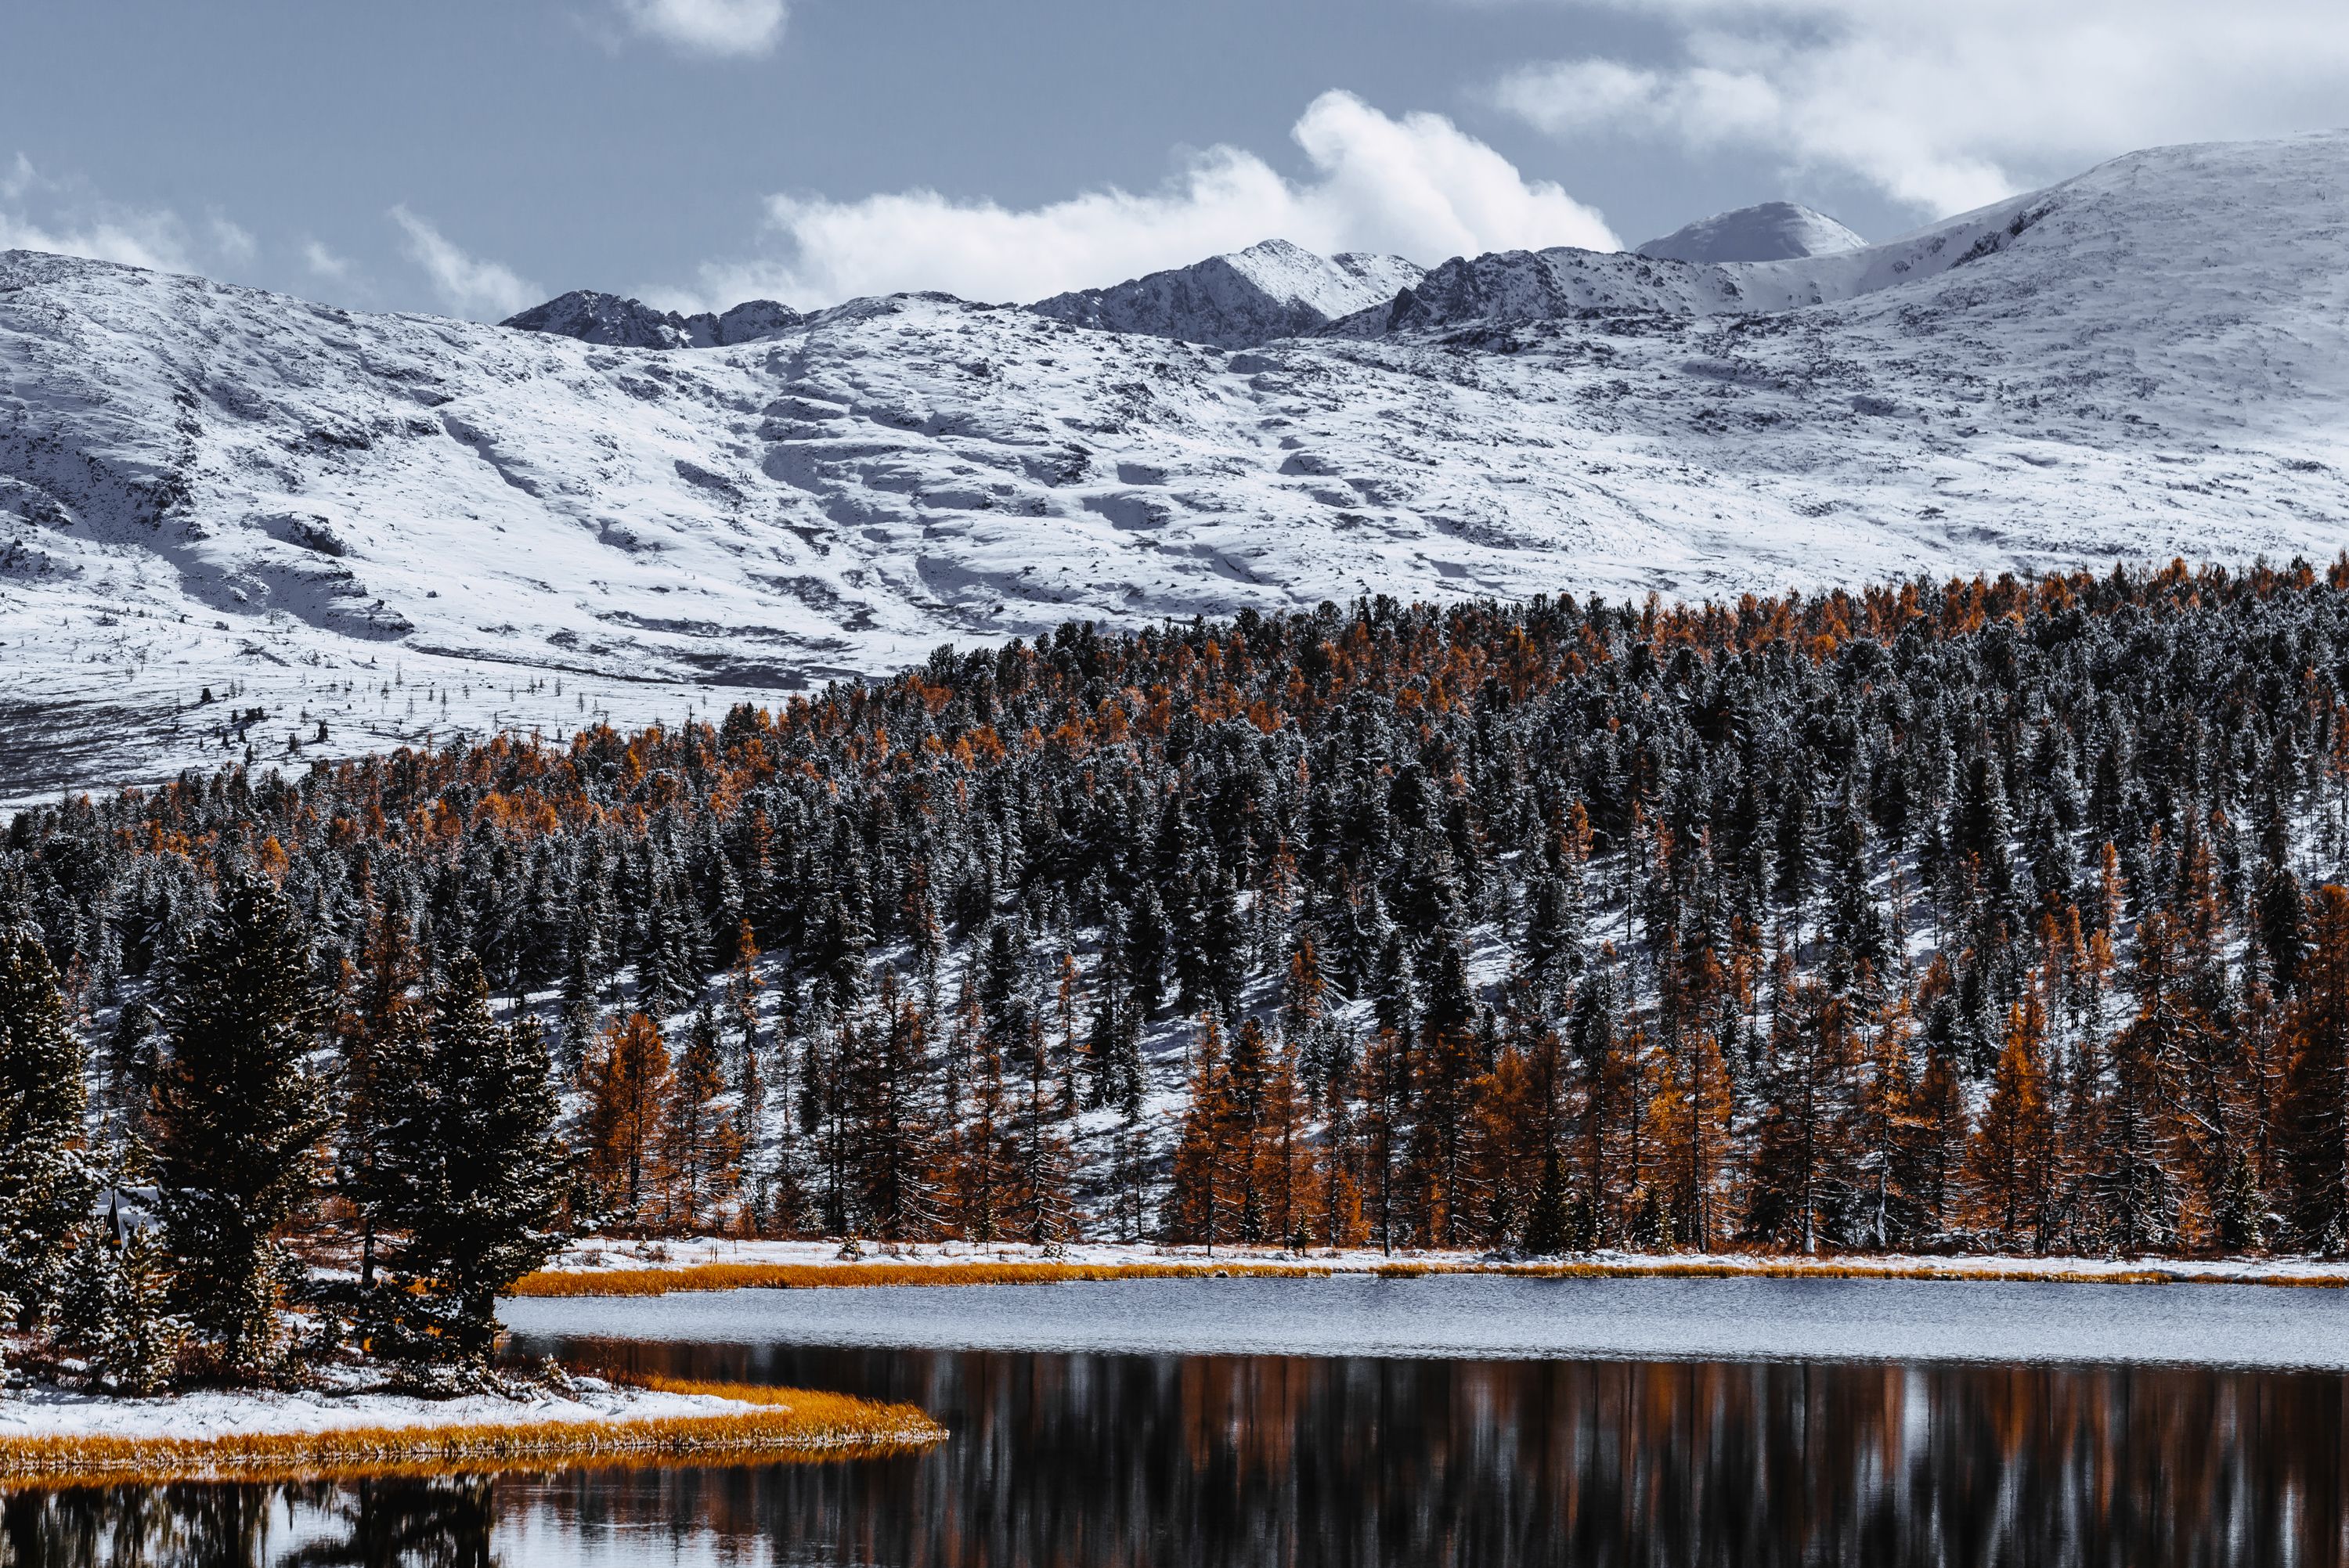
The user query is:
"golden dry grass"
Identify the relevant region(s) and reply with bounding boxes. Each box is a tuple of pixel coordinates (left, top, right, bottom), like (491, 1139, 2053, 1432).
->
(510, 1259, 1333, 1296)
(512, 1254, 2349, 1296)
(0, 1375, 945, 1488)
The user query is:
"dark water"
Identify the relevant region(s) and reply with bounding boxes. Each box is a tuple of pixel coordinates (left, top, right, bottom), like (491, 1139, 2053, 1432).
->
(9, 1285, 2349, 1565)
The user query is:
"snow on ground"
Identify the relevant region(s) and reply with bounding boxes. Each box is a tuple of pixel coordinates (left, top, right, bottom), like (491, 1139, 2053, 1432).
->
(5, 132, 2349, 802)
(537, 1234, 2349, 1285)
(0, 1373, 746, 1444)
(1633, 202, 1867, 264)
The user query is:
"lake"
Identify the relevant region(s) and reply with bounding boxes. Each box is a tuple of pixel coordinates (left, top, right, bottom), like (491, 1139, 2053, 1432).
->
(8, 1276, 2346, 1564)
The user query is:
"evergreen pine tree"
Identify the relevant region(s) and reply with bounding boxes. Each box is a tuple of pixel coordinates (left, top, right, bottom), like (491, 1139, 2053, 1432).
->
(0, 917, 96, 1322)
(855, 970, 944, 1244)
(54, 1221, 179, 1395)
(337, 904, 426, 1294)
(1746, 982, 1854, 1254)
(151, 874, 334, 1376)
(367, 957, 568, 1363)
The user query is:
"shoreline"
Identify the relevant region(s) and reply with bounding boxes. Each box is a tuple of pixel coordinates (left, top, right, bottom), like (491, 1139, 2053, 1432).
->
(0, 1373, 945, 1487)
(511, 1239, 2349, 1297)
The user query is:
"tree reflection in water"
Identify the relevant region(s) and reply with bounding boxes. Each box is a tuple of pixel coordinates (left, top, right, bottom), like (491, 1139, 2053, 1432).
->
(5, 1349, 2343, 1566)
(0, 1476, 494, 1567)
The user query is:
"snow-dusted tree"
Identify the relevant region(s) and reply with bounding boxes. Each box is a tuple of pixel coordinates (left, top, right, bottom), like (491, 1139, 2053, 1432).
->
(366, 957, 568, 1363)
(54, 1221, 180, 1395)
(853, 969, 943, 1244)
(1009, 1015, 1077, 1251)
(151, 873, 334, 1376)
(0, 917, 96, 1322)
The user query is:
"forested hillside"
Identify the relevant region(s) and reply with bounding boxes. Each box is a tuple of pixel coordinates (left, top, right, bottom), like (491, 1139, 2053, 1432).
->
(11, 558, 2349, 1263)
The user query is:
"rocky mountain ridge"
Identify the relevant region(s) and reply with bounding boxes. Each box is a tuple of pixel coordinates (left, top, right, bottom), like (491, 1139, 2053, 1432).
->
(503, 289, 803, 349)
(1027, 239, 1424, 348)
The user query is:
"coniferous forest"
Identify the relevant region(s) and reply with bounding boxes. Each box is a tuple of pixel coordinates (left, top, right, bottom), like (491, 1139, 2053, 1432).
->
(11, 557, 2349, 1374)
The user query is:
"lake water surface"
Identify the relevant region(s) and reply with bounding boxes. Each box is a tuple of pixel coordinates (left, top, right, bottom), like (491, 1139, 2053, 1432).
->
(9, 1276, 2347, 1565)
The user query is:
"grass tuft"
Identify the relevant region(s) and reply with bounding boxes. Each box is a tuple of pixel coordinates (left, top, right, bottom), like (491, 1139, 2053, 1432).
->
(0, 1375, 945, 1488)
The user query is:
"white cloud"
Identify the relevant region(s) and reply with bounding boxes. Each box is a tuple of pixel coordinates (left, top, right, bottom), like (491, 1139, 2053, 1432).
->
(0, 211, 193, 272)
(208, 214, 257, 264)
(389, 206, 539, 319)
(0, 156, 199, 272)
(1491, 0, 2349, 217)
(0, 154, 276, 276)
(616, 0, 785, 58)
(687, 90, 1618, 310)
(302, 240, 353, 280)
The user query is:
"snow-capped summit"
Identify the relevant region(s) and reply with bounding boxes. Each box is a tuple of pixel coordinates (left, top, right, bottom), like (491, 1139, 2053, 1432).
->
(1635, 202, 1866, 264)
(1028, 240, 1424, 348)
(503, 290, 803, 349)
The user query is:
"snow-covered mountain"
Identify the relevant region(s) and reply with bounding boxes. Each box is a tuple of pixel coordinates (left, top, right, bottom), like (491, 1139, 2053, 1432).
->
(1634, 202, 1865, 264)
(503, 289, 803, 349)
(1028, 240, 1423, 348)
(5, 132, 2347, 798)
(1329, 173, 2095, 335)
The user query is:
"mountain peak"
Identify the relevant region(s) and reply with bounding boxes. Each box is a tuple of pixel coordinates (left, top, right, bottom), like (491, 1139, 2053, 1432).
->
(1634, 202, 1865, 264)
(502, 289, 802, 350)
(1028, 241, 1425, 348)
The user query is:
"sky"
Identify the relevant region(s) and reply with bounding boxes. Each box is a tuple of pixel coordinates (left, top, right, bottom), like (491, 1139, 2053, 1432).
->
(3, 0, 2346, 320)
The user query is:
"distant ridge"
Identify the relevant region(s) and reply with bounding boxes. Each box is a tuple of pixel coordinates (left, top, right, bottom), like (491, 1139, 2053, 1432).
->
(503, 289, 802, 349)
(1028, 240, 1424, 348)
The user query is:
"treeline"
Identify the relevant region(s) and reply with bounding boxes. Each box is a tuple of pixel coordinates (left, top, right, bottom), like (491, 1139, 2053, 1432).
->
(9, 558, 2349, 1299)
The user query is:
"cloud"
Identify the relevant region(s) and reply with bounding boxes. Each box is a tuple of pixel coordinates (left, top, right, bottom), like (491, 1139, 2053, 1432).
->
(208, 214, 257, 264)
(0, 153, 214, 273)
(301, 240, 353, 281)
(616, 0, 785, 58)
(389, 206, 539, 319)
(1490, 0, 2349, 217)
(687, 91, 1618, 310)
(0, 210, 194, 272)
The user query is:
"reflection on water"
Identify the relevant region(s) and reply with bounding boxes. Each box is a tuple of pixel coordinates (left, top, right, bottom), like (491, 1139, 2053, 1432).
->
(9, 1342, 2347, 1566)
(0, 1476, 496, 1567)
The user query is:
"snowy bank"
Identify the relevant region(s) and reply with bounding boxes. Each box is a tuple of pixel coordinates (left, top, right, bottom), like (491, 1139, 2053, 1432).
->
(514, 1236, 2349, 1296)
(0, 1372, 944, 1483)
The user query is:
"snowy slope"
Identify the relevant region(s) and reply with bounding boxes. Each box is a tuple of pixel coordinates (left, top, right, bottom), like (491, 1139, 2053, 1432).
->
(1029, 240, 1423, 348)
(4, 132, 2348, 798)
(1635, 202, 1865, 264)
